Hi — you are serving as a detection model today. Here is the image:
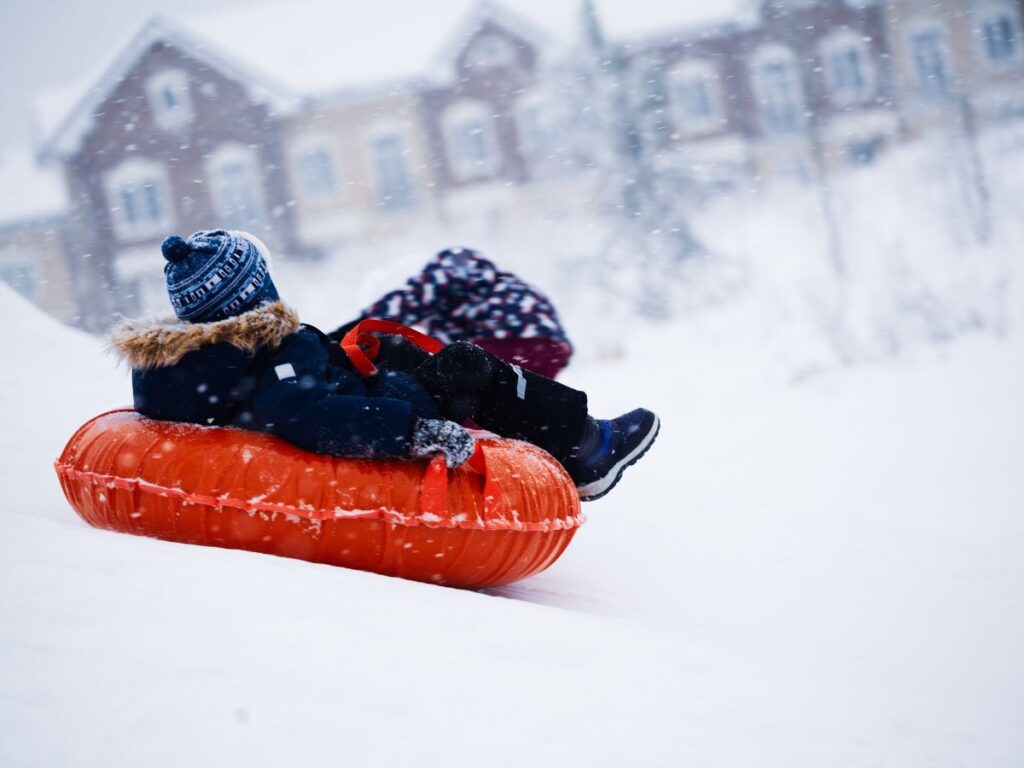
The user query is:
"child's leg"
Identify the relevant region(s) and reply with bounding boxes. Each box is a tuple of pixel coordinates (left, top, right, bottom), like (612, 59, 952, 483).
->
(415, 341, 588, 463)
(417, 341, 660, 500)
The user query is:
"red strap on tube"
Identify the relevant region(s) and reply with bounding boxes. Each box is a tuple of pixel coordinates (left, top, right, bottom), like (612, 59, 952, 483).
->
(341, 321, 506, 522)
(419, 455, 450, 520)
(471, 444, 507, 523)
(418, 443, 505, 524)
(340, 319, 445, 377)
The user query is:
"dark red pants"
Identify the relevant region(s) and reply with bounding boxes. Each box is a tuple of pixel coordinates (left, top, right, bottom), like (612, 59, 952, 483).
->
(470, 337, 572, 379)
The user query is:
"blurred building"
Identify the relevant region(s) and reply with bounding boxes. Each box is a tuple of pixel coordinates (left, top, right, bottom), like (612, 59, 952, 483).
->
(33, 18, 300, 327)
(615, 0, 900, 185)
(12, 0, 1024, 329)
(283, 88, 432, 251)
(0, 153, 75, 323)
(885, 0, 1024, 137)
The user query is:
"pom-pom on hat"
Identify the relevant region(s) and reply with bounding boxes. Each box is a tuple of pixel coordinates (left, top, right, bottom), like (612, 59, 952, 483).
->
(162, 230, 279, 323)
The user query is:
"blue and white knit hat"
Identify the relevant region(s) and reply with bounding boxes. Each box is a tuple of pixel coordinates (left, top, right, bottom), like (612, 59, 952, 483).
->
(162, 230, 279, 322)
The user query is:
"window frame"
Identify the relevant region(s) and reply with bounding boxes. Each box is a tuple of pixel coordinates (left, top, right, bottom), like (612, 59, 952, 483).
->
(750, 45, 807, 136)
(145, 69, 193, 132)
(104, 158, 174, 241)
(514, 91, 551, 168)
(821, 30, 877, 107)
(973, 0, 1023, 69)
(904, 20, 956, 102)
(466, 33, 516, 70)
(365, 123, 417, 210)
(290, 135, 341, 203)
(666, 59, 725, 138)
(441, 98, 502, 181)
(204, 143, 267, 231)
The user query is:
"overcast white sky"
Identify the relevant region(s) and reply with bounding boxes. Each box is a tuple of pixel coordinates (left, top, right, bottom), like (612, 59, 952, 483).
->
(0, 0, 246, 153)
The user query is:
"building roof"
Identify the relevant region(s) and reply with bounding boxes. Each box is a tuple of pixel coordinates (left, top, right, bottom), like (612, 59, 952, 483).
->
(34, 15, 297, 161)
(174, 0, 754, 90)
(34, 0, 752, 159)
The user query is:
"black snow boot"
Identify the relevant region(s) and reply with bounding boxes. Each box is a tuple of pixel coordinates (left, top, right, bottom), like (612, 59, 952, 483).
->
(562, 409, 661, 501)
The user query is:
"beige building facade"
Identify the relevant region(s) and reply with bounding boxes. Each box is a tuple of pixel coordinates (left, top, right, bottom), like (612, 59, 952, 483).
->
(885, 0, 1024, 136)
(283, 88, 440, 254)
(0, 217, 75, 323)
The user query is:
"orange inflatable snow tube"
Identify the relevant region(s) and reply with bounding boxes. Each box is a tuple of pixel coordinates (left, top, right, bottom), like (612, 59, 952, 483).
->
(55, 409, 583, 588)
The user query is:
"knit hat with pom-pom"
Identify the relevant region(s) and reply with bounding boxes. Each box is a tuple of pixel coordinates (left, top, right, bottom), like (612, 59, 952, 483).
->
(161, 230, 279, 323)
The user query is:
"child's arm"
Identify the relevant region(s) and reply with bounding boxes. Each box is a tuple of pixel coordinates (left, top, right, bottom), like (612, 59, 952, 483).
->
(253, 376, 418, 460)
(250, 333, 418, 460)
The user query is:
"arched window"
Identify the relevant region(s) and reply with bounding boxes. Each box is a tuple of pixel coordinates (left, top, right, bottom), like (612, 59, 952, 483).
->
(466, 33, 515, 69)
(442, 99, 501, 181)
(145, 69, 193, 132)
(290, 135, 340, 202)
(905, 20, 955, 100)
(667, 59, 725, 137)
(821, 30, 876, 106)
(104, 158, 173, 240)
(205, 144, 266, 230)
(366, 124, 416, 209)
(515, 92, 550, 167)
(750, 46, 806, 135)
(974, 0, 1023, 67)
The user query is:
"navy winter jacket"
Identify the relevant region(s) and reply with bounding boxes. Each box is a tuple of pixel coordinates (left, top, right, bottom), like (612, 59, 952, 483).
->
(109, 302, 441, 460)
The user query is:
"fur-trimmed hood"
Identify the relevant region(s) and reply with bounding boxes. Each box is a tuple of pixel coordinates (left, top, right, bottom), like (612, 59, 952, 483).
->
(109, 301, 301, 369)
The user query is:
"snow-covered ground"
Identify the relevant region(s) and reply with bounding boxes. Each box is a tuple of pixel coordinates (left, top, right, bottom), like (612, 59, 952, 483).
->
(3, 132, 1024, 766)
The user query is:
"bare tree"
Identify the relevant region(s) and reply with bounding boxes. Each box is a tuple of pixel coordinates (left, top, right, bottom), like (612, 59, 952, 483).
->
(574, 0, 708, 319)
(952, 93, 992, 245)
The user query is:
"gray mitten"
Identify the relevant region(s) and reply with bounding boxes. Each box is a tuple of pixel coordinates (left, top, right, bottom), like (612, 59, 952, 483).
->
(410, 419, 476, 468)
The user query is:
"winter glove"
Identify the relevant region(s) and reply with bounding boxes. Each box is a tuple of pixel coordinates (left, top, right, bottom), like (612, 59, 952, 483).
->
(410, 418, 476, 468)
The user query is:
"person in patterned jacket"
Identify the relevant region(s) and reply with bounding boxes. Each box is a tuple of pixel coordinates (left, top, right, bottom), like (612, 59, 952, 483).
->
(329, 247, 573, 379)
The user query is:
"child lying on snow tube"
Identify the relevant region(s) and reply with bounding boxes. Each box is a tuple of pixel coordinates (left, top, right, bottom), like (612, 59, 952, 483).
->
(329, 247, 573, 380)
(109, 230, 660, 501)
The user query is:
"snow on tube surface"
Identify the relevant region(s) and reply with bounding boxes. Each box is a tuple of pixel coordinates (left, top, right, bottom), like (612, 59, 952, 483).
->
(55, 409, 583, 589)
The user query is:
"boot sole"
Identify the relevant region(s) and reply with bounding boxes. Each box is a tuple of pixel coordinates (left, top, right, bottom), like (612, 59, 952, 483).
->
(576, 415, 661, 502)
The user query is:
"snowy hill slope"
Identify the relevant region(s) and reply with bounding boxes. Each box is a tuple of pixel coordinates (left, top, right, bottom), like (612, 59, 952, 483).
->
(0, 284, 126, 524)
(2, 277, 1024, 766)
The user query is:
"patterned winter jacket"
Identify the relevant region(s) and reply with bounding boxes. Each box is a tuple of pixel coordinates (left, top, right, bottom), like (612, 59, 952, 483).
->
(109, 302, 442, 460)
(359, 248, 571, 346)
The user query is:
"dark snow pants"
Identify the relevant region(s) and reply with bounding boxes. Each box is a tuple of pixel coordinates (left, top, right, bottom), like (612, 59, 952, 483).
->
(415, 341, 588, 463)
